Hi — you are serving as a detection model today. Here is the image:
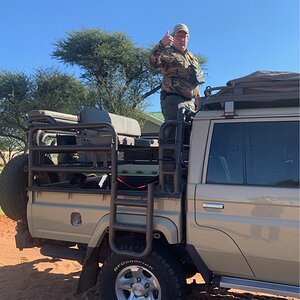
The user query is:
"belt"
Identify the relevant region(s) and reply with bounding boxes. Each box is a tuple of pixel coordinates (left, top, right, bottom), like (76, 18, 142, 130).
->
(162, 91, 192, 101)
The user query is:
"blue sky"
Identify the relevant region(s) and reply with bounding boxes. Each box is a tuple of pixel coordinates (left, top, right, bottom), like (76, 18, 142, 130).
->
(1, 0, 299, 112)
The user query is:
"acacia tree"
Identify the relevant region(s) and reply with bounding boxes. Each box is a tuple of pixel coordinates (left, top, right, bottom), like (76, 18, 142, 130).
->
(52, 29, 163, 119)
(0, 69, 92, 157)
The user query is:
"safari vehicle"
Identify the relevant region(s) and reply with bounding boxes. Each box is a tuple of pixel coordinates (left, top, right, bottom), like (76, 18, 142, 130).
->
(0, 71, 299, 299)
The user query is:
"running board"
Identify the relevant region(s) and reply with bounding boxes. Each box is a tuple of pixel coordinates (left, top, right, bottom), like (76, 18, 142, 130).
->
(219, 276, 300, 298)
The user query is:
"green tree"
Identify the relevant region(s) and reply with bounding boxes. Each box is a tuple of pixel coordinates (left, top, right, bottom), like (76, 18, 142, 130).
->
(0, 137, 23, 166)
(0, 71, 31, 148)
(0, 69, 91, 154)
(32, 68, 92, 114)
(52, 29, 163, 120)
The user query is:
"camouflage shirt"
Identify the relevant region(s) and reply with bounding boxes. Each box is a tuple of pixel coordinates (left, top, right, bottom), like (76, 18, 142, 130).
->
(149, 42, 205, 99)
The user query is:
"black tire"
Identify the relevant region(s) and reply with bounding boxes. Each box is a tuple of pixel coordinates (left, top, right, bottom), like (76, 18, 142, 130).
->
(98, 242, 186, 300)
(0, 154, 59, 221)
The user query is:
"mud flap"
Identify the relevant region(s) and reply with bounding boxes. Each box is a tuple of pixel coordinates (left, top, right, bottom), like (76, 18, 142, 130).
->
(77, 246, 100, 293)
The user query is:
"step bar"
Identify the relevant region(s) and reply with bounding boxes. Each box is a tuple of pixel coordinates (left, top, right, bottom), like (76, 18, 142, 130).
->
(219, 276, 300, 298)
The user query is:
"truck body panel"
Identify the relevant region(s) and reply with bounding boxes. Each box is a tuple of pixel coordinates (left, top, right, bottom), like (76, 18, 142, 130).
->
(28, 190, 181, 245)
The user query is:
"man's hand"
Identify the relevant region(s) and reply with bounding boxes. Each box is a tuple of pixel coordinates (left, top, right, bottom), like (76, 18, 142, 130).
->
(160, 30, 173, 47)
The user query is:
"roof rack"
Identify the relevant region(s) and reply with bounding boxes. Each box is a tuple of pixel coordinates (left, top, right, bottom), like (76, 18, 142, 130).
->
(200, 72, 299, 116)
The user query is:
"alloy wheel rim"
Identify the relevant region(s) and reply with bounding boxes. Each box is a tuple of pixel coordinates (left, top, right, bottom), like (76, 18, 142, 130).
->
(115, 264, 162, 300)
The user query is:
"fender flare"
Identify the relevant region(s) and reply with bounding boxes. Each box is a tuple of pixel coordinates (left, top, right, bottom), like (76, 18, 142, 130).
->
(88, 214, 179, 248)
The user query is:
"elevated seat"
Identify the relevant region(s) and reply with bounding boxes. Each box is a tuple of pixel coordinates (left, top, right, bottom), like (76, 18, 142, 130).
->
(79, 108, 158, 147)
(80, 108, 141, 137)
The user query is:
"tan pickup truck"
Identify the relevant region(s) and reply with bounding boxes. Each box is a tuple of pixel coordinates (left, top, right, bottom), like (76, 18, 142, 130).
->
(0, 71, 299, 299)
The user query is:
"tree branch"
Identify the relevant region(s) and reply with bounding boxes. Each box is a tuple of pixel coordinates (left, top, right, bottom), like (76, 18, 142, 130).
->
(0, 133, 26, 144)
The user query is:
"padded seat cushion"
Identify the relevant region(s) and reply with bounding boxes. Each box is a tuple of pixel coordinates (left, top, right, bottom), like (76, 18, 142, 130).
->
(80, 108, 141, 137)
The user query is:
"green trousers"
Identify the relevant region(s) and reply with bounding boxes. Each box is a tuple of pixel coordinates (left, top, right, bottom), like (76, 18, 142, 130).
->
(160, 93, 195, 143)
(160, 94, 195, 121)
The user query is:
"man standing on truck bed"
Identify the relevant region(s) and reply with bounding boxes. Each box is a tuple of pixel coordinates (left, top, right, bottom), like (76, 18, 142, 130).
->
(149, 23, 205, 126)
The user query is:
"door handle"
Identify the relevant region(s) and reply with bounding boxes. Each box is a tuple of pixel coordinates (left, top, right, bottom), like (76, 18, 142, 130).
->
(202, 202, 224, 209)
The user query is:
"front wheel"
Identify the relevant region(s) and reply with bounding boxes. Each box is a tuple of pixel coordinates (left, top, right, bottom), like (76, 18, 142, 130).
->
(98, 243, 186, 300)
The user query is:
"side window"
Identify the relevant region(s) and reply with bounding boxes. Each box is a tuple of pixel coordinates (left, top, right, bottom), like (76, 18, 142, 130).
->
(206, 123, 244, 184)
(206, 121, 299, 188)
(245, 121, 299, 187)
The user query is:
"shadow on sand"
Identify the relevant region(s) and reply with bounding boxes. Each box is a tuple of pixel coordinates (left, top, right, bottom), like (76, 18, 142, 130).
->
(0, 257, 294, 300)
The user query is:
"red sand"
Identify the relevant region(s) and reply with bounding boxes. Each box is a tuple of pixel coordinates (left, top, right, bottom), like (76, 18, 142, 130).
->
(0, 215, 297, 300)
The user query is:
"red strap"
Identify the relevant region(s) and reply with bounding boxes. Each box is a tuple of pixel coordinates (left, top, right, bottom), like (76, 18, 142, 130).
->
(117, 177, 158, 189)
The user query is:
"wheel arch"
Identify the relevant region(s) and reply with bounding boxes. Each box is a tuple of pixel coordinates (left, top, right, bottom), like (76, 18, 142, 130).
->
(88, 214, 179, 248)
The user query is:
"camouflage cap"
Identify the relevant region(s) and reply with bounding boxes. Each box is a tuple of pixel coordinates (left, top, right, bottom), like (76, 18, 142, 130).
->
(172, 23, 189, 35)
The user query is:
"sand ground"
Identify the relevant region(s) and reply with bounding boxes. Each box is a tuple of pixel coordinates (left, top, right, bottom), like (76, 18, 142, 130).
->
(0, 215, 297, 300)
